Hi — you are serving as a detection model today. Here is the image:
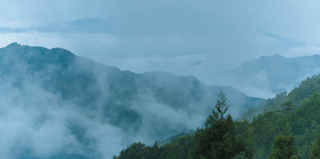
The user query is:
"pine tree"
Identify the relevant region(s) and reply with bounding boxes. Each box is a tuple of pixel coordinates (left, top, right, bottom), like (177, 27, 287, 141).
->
(269, 130, 298, 159)
(189, 92, 254, 159)
(115, 142, 146, 159)
(280, 101, 296, 114)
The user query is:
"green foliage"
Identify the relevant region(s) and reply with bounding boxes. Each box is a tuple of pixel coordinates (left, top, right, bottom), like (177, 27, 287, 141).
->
(115, 74, 320, 159)
(189, 92, 254, 159)
(240, 73, 320, 121)
(268, 130, 298, 159)
(114, 135, 195, 159)
(157, 130, 195, 146)
(236, 74, 320, 158)
(279, 101, 296, 114)
(288, 74, 320, 103)
(114, 92, 254, 159)
(309, 135, 320, 159)
(114, 142, 160, 159)
(160, 135, 195, 159)
(240, 91, 288, 121)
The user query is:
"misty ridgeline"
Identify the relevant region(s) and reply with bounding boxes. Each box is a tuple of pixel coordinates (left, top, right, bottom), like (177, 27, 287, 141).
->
(0, 43, 261, 159)
(114, 74, 320, 159)
(0, 43, 320, 159)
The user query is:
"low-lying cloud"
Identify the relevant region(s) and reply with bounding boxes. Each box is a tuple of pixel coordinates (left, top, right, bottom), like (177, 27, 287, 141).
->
(0, 47, 218, 159)
(1, 2, 320, 100)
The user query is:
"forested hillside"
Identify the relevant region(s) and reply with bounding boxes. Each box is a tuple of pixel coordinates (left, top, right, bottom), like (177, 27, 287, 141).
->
(115, 73, 320, 159)
(241, 73, 320, 119)
(0, 43, 262, 158)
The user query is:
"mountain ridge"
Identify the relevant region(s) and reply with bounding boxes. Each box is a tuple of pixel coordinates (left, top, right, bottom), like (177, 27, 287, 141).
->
(214, 54, 320, 97)
(0, 42, 268, 159)
(0, 42, 262, 129)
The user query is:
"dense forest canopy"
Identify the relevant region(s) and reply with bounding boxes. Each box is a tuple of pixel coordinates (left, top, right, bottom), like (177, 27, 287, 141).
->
(115, 73, 320, 159)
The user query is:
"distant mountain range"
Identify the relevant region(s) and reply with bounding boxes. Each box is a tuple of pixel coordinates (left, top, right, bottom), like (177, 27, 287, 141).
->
(0, 43, 262, 158)
(3, 43, 320, 158)
(0, 6, 211, 35)
(213, 54, 320, 97)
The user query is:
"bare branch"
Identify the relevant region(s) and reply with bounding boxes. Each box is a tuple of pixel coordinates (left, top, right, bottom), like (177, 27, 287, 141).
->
(310, 150, 319, 159)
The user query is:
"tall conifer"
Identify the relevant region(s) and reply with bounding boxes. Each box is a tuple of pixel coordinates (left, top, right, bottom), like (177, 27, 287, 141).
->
(189, 92, 254, 159)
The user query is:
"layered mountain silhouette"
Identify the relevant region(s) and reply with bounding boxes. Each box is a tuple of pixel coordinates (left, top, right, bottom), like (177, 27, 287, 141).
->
(0, 43, 261, 132)
(0, 43, 264, 158)
(214, 54, 320, 97)
(0, 6, 211, 35)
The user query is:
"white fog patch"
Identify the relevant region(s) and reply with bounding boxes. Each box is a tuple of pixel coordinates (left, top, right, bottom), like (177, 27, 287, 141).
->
(140, 102, 204, 130)
(130, 95, 206, 142)
(281, 45, 320, 58)
(251, 70, 270, 89)
(0, 82, 79, 158)
(84, 120, 125, 159)
(212, 70, 275, 98)
(107, 55, 203, 75)
(0, 75, 129, 159)
(32, 115, 80, 158)
(231, 85, 276, 99)
(295, 67, 320, 85)
(0, 52, 216, 159)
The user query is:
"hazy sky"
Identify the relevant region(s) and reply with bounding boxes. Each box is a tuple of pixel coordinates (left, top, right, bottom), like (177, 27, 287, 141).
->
(0, 0, 319, 95)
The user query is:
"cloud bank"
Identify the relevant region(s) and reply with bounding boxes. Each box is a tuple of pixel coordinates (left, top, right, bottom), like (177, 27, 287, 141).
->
(0, 1, 319, 100)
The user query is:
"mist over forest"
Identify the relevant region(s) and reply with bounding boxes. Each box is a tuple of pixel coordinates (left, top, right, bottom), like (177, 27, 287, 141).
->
(0, 43, 262, 158)
(0, 1, 320, 159)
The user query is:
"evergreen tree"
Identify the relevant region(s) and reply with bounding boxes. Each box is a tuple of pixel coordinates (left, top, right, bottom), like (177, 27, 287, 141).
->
(114, 142, 146, 159)
(280, 101, 296, 114)
(309, 134, 320, 159)
(268, 130, 298, 159)
(189, 92, 254, 159)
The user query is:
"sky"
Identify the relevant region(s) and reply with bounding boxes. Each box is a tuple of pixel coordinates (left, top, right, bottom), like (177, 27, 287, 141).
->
(0, 0, 320, 97)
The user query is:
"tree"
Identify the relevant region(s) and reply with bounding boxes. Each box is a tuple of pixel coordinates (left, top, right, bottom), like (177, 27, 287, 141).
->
(113, 142, 146, 159)
(280, 101, 296, 114)
(309, 134, 320, 159)
(189, 92, 254, 159)
(268, 130, 298, 159)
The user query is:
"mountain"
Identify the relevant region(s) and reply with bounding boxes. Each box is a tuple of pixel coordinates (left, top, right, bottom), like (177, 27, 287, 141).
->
(115, 71, 320, 159)
(238, 73, 320, 158)
(0, 6, 211, 35)
(0, 43, 262, 159)
(213, 54, 320, 97)
(241, 71, 320, 120)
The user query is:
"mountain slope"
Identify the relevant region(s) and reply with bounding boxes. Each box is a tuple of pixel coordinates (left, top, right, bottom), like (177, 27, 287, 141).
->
(0, 43, 262, 159)
(213, 54, 320, 97)
(240, 73, 320, 158)
(117, 73, 320, 159)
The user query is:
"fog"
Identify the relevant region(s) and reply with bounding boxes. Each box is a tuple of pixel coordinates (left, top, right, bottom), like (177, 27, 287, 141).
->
(0, 1, 319, 158)
(0, 80, 126, 158)
(1, 1, 320, 97)
(0, 43, 223, 158)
